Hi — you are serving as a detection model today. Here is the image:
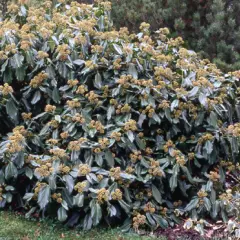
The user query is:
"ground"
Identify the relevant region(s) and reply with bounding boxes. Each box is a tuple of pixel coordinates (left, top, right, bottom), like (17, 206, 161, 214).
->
(0, 211, 167, 240)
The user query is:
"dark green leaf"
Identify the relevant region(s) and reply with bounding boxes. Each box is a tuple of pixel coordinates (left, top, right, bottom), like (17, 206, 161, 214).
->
(38, 185, 50, 209)
(58, 207, 68, 222)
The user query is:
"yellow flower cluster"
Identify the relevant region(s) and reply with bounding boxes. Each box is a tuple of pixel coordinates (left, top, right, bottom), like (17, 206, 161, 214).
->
(66, 99, 81, 109)
(113, 58, 121, 70)
(193, 77, 213, 89)
(98, 31, 120, 41)
(74, 34, 87, 45)
(25, 155, 38, 164)
(68, 141, 81, 151)
(154, 66, 173, 81)
(139, 79, 153, 88)
(72, 113, 85, 124)
(157, 27, 170, 41)
(97, 188, 109, 204)
(117, 75, 134, 88)
(143, 202, 155, 213)
(220, 160, 240, 172)
(109, 99, 117, 106)
(76, 85, 88, 94)
(98, 138, 110, 149)
(110, 132, 121, 141)
(139, 22, 150, 33)
(49, 148, 67, 159)
(85, 60, 97, 70)
(124, 119, 137, 131)
(91, 45, 104, 53)
(20, 40, 32, 50)
(6, 127, 26, 153)
(133, 214, 146, 230)
(85, 91, 99, 104)
(29, 72, 48, 88)
(198, 133, 214, 144)
(60, 132, 69, 139)
(92, 146, 101, 153)
(0, 51, 7, 60)
(138, 132, 144, 138)
(126, 166, 134, 174)
(155, 53, 172, 63)
(176, 155, 186, 166)
(142, 105, 155, 118)
(56, 44, 70, 61)
(148, 159, 164, 176)
(176, 58, 196, 71)
(47, 120, 59, 128)
(163, 140, 175, 152)
(102, 85, 109, 97)
(219, 189, 233, 202)
(111, 189, 122, 200)
(4, 43, 17, 55)
(129, 151, 142, 163)
(74, 181, 87, 193)
(67, 79, 79, 87)
(178, 48, 196, 59)
(88, 120, 104, 134)
(140, 35, 153, 45)
(197, 189, 208, 198)
(226, 123, 240, 137)
(58, 164, 71, 174)
(7, 4, 19, 13)
(46, 138, 59, 146)
(78, 164, 91, 176)
(168, 37, 184, 47)
(35, 162, 53, 177)
(45, 104, 56, 113)
(22, 112, 32, 120)
(158, 100, 170, 109)
(0, 83, 13, 96)
(52, 193, 63, 203)
(97, 174, 104, 181)
(230, 70, 240, 78)
(116, 104, 131, 114)
(109, 167, 121, 180)
(119, 27, 129, 37)
(37, 51, 49, 59)
(175, 88, 188, 98)
(98, 1, 112, 11)
(123, 45, 133, 55)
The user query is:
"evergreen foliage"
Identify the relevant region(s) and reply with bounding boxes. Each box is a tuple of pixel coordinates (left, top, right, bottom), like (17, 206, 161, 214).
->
(0, 0, 239, 237)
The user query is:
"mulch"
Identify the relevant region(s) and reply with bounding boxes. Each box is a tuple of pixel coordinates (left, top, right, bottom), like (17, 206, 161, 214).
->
(155, 224, 203, 240)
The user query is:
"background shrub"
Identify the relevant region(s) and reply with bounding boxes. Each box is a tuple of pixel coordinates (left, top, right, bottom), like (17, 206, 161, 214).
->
(110, 0, 240, 72)
(0, 0, 239, 236)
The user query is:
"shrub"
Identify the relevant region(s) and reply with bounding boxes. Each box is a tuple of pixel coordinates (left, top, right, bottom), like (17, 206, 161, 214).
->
(110, 0, 240, 72)
(0, 0, 239, 234)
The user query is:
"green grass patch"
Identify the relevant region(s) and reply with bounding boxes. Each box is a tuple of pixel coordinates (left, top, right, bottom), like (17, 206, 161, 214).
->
(0, 211, 167, 240)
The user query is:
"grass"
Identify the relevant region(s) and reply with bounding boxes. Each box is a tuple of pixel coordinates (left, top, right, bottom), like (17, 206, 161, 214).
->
(0, 211, 167, 240)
